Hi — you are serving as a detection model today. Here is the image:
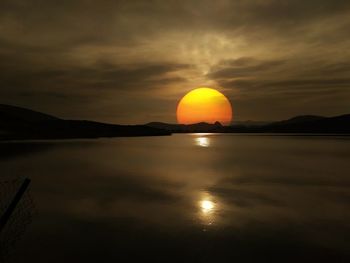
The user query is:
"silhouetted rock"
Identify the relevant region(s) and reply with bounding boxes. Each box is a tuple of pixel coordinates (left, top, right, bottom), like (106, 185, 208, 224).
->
(214, 121, 222, 127)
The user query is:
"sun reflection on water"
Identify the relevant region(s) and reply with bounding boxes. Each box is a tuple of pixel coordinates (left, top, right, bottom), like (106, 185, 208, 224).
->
(195, 137, 210, 147)
(198, 192, 217, 228)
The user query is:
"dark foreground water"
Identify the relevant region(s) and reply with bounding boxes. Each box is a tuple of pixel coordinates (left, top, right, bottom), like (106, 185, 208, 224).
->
(1, 134, 350, 262)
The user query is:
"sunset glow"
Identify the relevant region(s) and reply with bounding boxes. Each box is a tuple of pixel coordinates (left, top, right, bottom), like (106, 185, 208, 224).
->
(176, 88, 233, 125)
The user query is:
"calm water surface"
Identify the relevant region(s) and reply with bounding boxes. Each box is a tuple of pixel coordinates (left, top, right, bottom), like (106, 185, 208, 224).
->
(1, 134, 350, 262)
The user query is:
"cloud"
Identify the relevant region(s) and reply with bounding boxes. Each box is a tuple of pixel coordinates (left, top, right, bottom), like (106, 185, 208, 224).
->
(208, 57, 285, 79)
(0, 0, 350, 122)
(206, 54, 350, 119)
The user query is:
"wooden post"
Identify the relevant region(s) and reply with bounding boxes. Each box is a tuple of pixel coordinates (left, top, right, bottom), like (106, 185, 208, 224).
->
(0, 178, 31, 234)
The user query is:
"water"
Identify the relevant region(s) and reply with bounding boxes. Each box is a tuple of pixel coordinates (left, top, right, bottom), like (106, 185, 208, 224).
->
(1, 134, 350, 262)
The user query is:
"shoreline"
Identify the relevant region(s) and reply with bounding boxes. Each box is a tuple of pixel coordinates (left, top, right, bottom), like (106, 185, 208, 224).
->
(1, 132, 349, 142)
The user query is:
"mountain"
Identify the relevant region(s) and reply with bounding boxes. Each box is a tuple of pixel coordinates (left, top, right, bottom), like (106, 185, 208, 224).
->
(0, 104, 60, 131)
(1, 104, 349, 140)
(269, 115, 325, 126)
(259, 114, 350, 133)
(0, 104, 59, 122)
(147, 114, 350, 134)
(147, 121, 223, 133)
(0, 104, 170, 140)
(232, 120, 271, 126)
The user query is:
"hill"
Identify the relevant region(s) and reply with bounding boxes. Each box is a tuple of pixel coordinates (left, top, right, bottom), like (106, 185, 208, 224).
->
(258, 114, 350, 133)
(0, 104, 59, 123)
(147, 114, 350, 134)
(0, 104, 170, 140)
(147, 121, 223, 133)
(1, 104, 349, 140)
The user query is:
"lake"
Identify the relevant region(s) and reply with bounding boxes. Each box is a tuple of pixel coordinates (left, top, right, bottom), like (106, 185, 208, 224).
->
(1, 134, 350, 262)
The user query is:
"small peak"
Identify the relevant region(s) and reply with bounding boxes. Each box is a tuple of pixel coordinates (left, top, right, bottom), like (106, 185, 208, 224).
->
(214, 121, 222, 127)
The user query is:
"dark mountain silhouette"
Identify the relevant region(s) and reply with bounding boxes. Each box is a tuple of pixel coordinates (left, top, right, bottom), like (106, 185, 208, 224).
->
(0, 104, 59, 132)
(279, 115, 325, 123)
(1, 104, 349, 140)
(232, 120, 271, 126)
(147, 114, 350, 134)
(258, 114, 350, 133)
(0, 104, 170, 140)
(0, 104, 59, 125)
(147, 121, 223, 133)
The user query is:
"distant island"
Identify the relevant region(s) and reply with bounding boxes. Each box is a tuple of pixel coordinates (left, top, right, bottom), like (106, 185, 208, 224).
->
(1, 104, 349, 140)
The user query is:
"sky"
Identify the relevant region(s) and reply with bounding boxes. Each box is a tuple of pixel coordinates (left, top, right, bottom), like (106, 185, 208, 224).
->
(0, 0, 350, 124)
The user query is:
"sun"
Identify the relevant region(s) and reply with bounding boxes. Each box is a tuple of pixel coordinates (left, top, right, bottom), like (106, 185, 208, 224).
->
(176, 87, 233, 125)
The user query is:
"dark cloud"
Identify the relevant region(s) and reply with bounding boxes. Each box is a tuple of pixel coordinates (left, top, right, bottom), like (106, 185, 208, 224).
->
(221, 78, 350, 92)
(208, 57, 285, 79)
(0, 0, 350, 122)
(207, 54, 350, 120)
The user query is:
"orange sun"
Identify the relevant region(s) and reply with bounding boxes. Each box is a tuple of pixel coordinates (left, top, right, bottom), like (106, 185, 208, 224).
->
(176, 87, 233, 125)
